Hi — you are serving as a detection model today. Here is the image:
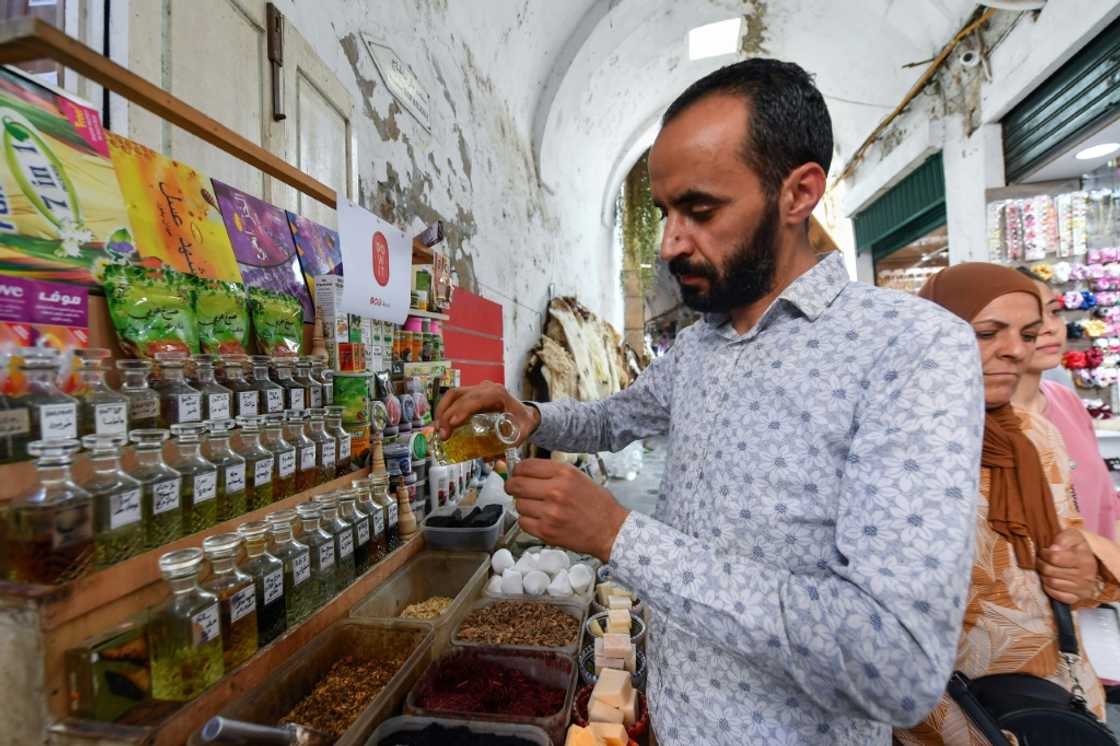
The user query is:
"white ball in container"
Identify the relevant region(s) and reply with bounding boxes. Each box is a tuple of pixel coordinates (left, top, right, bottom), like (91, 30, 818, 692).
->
(522, 570, 550, 596)
(538, 549, 570, 576)
(514, 552, 539, 575)
(547, 569, 574, 597)
(486, 574, 504, 595)
(491, 548, 515, 575)
(500, 569, 524, 595)
(568, 563, 593, 593)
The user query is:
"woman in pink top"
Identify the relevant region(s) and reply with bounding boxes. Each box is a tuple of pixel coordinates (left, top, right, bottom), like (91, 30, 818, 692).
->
(1013, 269, 1120, 539)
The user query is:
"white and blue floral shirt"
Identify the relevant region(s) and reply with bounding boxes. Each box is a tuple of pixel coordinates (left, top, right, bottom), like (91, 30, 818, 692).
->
(532, 252, 985, 745)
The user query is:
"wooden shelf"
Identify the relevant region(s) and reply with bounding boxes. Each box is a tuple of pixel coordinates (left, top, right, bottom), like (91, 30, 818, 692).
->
(406, 308, 450, 320)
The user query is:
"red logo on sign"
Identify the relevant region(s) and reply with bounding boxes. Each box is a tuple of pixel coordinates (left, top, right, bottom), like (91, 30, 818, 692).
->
(371, 232, 390, 287)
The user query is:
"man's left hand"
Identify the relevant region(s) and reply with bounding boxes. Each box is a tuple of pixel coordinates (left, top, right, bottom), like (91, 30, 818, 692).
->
(1038, 527, 1100, 605)
(505, 458, 629, 562)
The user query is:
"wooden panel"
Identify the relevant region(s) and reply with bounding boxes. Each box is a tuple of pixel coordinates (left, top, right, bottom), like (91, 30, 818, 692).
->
(295, 71, 347, 227)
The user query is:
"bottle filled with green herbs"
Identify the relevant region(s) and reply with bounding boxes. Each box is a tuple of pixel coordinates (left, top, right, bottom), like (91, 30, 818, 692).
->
(294, 358, 322, 409)
(81, 434, 144, 568)
(0, 384, 30, 464)
(248, 356, 284, 416)
(351, 477, 387, 562)
(169, 423, 218, 535)
(73, 349, 128, 438)
(314, 492, 355, 593)
(371, 473, 399, 551)
(233, 415, 275, 511)
(262, 414, 296, 500)
(305, 408, 336, 485)
(312, 360, 333, 406)
(153, 352, 202, 428)
(189, 355, 233, 423)
(265, 508, 315, 626)
(201, 533, 258, 671)
(116, 359, 160, 431)
(12, 348, 78, 461)
(294, 502, 334, 607)
(325, 406, 351, 478)
(217, 355, 258, 419)
(203, 419, 246, 522)
(236, 520, 286, 645)
(3, 439, 93, 584)
(148, 548, 223, 701)
(338, 489, 371, 574)
(128, 429, 182, 548)
(270, 357, 304, 413)
(284, 411, 317, 493)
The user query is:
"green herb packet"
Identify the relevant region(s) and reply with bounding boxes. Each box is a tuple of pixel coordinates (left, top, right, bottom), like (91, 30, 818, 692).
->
(192, 277, 249, 355)
(248, 286, 302, 357)
(103, 263, 200, 358)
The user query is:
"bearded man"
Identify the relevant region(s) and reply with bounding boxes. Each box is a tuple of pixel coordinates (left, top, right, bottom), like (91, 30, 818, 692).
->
(437, 59, 984, 745)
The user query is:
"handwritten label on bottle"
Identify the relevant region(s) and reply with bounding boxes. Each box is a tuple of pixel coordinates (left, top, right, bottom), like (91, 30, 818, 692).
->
(338, 529, 353, 558)
(238, 390, 258, 416)
(266, 389, 283, 413)
(225, 463, 246, 494)
(193, 471, 217, 503)
(229, 585, 257, 624)
(110, 488, 142, 529)
(178, 393, 202, 422)
(192, 603, 220, 646)
(321, 441, 336, 467)
(0, 407, 30, 437)
(310, 387, 322, 408)
(94, 402, 127, 435)
(254, 457, 273, 487)
(324, 386, 333, 405)
(153, 478, 181, 515)
(263, 569, 284, 605)
(338, 433, 351, 461)
(356, 516, 370, 545)
(372, 509, 385, 537)
(279, 450, 295, 478)
(300, 446, 315, 471)
(289, 389, 304, 411)
(38, 402, 76, 439)
(293, 551, 310, 585)
(130, 397, 158, 422)
(388, 501, 399, 528)
(207, 393, 230, 421)
(318, 542, 335, 570)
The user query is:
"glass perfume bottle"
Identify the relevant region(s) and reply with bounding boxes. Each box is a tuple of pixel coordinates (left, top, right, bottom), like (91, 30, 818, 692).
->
(116, 359, 160, 430)
(203, 419, 247, 522)
(271, 358, 304, 413)
(81, 434, 144, 568)
(312, 361, 333, 406)
(325, 406, 351, 478)
(169, 423, 218, 535)
(237, 520, 286, 645)
(314, 492, 355, 592)
(4, 439, 93, 584)
(148, 548, 223, 700)
(249, 356, 284, 416)
(284, 411, 317, 493)
(73, 348, 128, 438)
(234, 415, 275, 511)
(338, 489, 371, 575)
(294, 358, 322, 409)
(153, 352, 202, 428)
(262, 414, 296, 500)
(218, 355, 258, 419)
(305, 408, 336, 486)
(295, 502, 335, 607)
(128, 429, 183, 548)
(265, 508, 315, 626)
(351, 477, 386, 562)
(191, 355, 233, 424)
(371, 473, 399, 551)
(13, 348, 78, 460)
(429, 413, 520, 465)
(201, 533, 258, 670)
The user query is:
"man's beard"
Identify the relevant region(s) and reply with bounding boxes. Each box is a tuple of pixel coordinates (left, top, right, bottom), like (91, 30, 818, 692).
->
(669, 199, 780, 314)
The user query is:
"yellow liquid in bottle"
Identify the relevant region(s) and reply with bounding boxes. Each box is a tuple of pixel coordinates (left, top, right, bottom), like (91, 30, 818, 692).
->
(436, 427, 508, 463)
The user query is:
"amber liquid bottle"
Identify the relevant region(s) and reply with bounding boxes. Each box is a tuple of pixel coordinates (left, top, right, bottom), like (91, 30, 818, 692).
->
(429, 413, 520, 464)
(284, 411, 317, 493)
(201, 533, 258, 671)
(262, 414, 296, 499)
(233, 416, 275, 511)
(237, 520, 287, 645)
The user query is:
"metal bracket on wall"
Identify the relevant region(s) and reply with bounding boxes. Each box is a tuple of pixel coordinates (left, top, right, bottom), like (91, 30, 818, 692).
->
(266, 2, 285, 121)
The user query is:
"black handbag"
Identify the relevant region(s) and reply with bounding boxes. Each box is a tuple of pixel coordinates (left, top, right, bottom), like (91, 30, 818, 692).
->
(947, 600, 1119, 745)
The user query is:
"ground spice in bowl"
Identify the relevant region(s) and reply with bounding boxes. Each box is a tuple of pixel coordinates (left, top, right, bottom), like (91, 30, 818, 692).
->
(412, 654, 567, 717)
(280, 652, 408, 737)
(456, 601, 579, 648)
(400, 596, 454, 620)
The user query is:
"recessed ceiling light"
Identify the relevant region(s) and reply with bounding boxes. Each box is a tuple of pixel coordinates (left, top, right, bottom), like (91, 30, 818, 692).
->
(1075, 142, 1120, 160)
(688, 18, 742, 61)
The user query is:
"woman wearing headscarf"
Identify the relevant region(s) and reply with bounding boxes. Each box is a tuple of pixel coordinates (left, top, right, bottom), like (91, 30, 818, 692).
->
(895, 263, 1120, 745)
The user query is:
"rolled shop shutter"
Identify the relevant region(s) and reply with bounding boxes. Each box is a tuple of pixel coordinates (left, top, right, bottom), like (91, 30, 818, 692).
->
(1003, 15, 1120, 183)
(853, 152, 946, 260)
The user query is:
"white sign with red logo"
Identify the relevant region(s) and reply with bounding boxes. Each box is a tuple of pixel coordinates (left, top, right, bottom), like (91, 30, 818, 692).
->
(336, 197, 411, 324)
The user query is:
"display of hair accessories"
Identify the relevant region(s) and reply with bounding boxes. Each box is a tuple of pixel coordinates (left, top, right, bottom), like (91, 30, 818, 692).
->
(1087, 347, 1104, 367)
(1072, 191, 1089, 256)
(1030, 262, 1054, 282)
(1057, 193, 1074, 257)
(1023, 196, 1046, 260)
(1068, 322, 1085, 339)
(1053, 261, 1073, 283)
(1064, 290, 1085, 310)
(1004, 200, 1025, 260)
(987, 202, 1006, 262)
(1082, 290, 1098, 309)
(1064, 350, 1089, 369)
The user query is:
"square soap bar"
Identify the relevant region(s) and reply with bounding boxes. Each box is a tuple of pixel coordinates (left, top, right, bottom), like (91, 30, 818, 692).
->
(608, 595, 632, 610)
(592, 667, 633, 708)
(590, 722, 629, 746)
(603, 632, 631, 657)
(564, 724, 598, 746)
(588, 697, 624, 724)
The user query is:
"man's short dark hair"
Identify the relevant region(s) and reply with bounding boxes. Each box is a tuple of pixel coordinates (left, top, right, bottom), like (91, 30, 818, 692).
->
(662, 59, 833, 197)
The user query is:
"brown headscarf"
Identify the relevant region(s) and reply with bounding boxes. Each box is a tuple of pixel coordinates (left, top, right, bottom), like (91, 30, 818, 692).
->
(919, 263, 1059, 568)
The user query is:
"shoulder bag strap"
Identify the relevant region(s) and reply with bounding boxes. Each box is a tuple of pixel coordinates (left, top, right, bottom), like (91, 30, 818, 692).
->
(1052, 598, 1091, 706)
(946, 673, 1015, 746)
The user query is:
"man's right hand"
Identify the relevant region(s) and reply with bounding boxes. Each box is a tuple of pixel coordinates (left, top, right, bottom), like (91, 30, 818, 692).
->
(434, 381, 540, 444)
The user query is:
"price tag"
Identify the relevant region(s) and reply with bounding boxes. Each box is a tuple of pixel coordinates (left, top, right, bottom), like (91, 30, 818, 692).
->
(238, 390, 258, 416)
(321, 441, 336, 467)
(318, 542, 335, 570)
(207, 393, 231, 421)
(224, 463, 246, 494)
(38, 402, 77, 439)
(254, 457, 274, 487)
(153, 478, 181, 515)
(289, 389, 304, 411)
(130, 397, 158, 422)
(192, 603, 220, 646)
(266, 389, 284, 413)
(229, 585, 257, 624)
(110, 488, 142, 529)
(372, 509, 385, 537)
(338, 434, 351, 462)
(94, 402, 127, 435)
(300, 446, 316, 471)
(388, 500, 399, 528)
(193, 471, 217, 503)
(279, 450, 296, 478)
(0, 407, 29, 437)
(263, 569, 284, 605)
(309, 386, 322, 408)
(178, 393, 202, 422)
(293, 551, 310, 585)
(338, 529, 354, 558)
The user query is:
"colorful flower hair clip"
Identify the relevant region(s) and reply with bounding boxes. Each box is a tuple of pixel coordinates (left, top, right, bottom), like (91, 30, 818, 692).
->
(1089, 249, 1104, 265)
(1063, 350, 1089, 369)
(1087, 347, 1105, 368)
(1105, 248, 1120, 263)
(1030, 262, 1054, 282)
(1053, 262, 1073, 284)
(1066, 290, 1087, 309)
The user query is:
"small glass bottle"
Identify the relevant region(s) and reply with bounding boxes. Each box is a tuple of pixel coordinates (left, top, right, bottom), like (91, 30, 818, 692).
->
(0, 352, 31, 464)
(4, 439, 93, 583)
(116, 359, 160, 431)
(284, 411, 317, 494)
(73, 348, 128, 438)
(237, 520, 287, 645)
(371, 473, 399, 551)
(153, 352, 202, 428)
(169, 423, 218, 535)
(338, 489, 371, 575)
(351, 477, 387, 562)
(148, 548, 223, 700)
(218, 355, 259, 419)
(191, 355, 233, 424)
(203, 419, 247, 522)
(325, 405, 351, 478)
(429, 412, 521, 465)
(295, 502, 335, 607)
(265, 509, 315, 626)
(262, 414, 296, 500)
(305, 408, 336, 486)
(294, 358, 323, 409)
(234, 415, 275, 511)
(312, 361, 333, 406)
(12, 348, 78, 460)
(315, 492, 355, 592)
(128, 429, 183, 548)
(81, 434, 144, 568)
(249, 356, 284, 416)
(271, 358, 304, 413)
(201, 533, 258, 670)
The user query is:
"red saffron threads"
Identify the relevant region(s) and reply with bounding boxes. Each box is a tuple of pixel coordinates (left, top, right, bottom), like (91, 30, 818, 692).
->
(414, 654, 566, 717)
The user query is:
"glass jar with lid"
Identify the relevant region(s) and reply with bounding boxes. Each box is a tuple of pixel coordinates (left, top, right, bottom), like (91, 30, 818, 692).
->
(351, 477, 387, 562)
(338, 489, 371, 574)
(325, 406, 351, 478)
(73, 348, 128, 438)
(169, 422, 218, 534)
(12, 348, 78, 460)
(312, 361, 333, 406)
(201, 532, 258, 670)
(237, 520, 286, 645)
(305, 408, 336, 485)
(294, 502, 335, 607)
(147, 548, 223, 700)
(234, 415, 276, 511)
(265, 508, 315, 625)
(0, 352, 30, 464)
(312, 492, 354, 593)
(153, 352, 202, 428)
(271, 357, 304, 413)
(294, 358, 322, 409)
(218, 355, 258, 419)
(190, 355, 233, 423)
(203, 419, 247, 522)
(127, 429, 182, 548)
(116, 359, 160, 431)
(248, 356, 284, 416)
(4, 438, 93, 583)
(262, 414, 296, 499)
(81, 434, 144, 568)
(284, 411, 317, 493)
(370, 473, 399, 551)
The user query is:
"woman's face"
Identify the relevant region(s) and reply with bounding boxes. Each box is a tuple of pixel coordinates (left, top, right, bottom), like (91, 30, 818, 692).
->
(1027, 280, 1066, 373)
(972, 291, 1043, 409)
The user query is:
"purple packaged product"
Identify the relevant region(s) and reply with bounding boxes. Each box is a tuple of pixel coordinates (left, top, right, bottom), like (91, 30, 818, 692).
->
(0, 275, 32, 323)
(30, 280, 89, 328)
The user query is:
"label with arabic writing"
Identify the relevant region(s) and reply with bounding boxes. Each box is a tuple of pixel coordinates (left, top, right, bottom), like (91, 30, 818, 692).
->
(193, 471, 217, 503)
(356, 516, 370, 545)
(254, 457, 274, 486)
(238, 390, 258, 416)
(263, 570, 283, 605)
(318, 542, 335, 570)
(293, 551, 310, 585)
(279, 450, 296, 478)
(110, 488, 142, 529)
(94, 402, 127, 435)
(38, 402, 76, 438)
(300, 446, 315, 471)
(153, 478, 181, 514)
(229, 585, 257, 624)
(224, 463, 246, 494)
(192, 604, 220, 646)
(178, 393, 202, 422)
(266, 389, 283, 412)
(207, 393, 230, 421)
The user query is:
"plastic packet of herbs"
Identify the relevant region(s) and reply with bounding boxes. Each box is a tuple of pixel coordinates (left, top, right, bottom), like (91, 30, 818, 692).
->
(192, 277, 249, 355)
(103, 263, 200, 358)
(248, 286, 302, 356)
